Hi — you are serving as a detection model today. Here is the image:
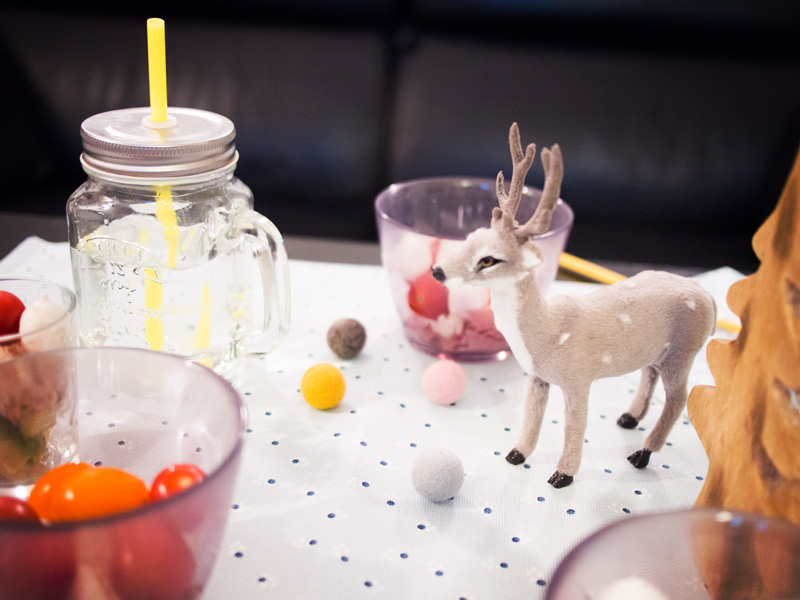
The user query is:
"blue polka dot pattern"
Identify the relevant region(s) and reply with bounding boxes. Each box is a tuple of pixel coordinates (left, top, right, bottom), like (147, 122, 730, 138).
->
(99, 257, 726, 600)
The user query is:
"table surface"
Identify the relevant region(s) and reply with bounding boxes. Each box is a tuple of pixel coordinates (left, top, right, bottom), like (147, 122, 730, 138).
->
(0, 230, 743, 600)
(0, 211, 705, 278)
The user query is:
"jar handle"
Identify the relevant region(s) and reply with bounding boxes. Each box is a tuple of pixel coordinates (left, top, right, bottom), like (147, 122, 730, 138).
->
(235, 209, 290, 357)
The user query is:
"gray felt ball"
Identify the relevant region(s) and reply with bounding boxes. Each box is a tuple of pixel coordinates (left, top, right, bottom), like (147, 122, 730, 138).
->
(327, 318, 367, 359)
(411, 448, 465, 502)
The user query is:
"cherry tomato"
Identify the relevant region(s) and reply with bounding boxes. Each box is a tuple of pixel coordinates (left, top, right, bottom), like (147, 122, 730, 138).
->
(28, 462, 91, 520)
(0, 291, 25, 336)
(408, 272, 449, 320)
(150, 463, 206, 502)
(40, 465, 149, 523)
(0, 496, 40, 522)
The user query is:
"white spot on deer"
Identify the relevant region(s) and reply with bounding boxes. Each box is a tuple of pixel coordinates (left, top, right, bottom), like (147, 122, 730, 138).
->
(559, 332, 571, 345)
(686, 299, 697, 310)
(663, 342, 671, 349)
(602, 353, 613, 364)
(619, 313, 632, 324)
(624, 280, 636, 288)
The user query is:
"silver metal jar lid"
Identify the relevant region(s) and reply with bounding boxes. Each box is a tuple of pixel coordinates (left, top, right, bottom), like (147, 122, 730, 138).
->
(80, 107, 237, 178)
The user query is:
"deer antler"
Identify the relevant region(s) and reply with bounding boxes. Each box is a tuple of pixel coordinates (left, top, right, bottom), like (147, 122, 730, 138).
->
(516, 144, 563, 237)
(496, 123, 536, 217)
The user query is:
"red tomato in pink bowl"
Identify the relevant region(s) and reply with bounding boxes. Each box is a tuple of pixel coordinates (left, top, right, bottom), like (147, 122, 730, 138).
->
(150, 463, 207, 502)
(0, 496, 40, 522)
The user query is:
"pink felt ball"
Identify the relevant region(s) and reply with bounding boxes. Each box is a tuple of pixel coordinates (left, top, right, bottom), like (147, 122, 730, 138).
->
(422, 359, 466, 405)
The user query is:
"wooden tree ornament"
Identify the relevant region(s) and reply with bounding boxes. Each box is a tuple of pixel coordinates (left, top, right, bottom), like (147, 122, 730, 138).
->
(688, 148, 800, 525)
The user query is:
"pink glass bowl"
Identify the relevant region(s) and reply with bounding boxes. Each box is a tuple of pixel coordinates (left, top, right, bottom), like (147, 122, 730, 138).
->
(0, 347, 247, 600)
(375, 177, 573, 362)
(546, 508, 800, 600)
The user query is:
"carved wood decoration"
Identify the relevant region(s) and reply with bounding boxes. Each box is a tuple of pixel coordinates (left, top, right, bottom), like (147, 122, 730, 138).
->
(688, 148, 800, 525)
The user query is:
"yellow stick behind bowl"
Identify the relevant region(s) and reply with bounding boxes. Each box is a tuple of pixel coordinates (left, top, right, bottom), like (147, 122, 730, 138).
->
(557, 252, 741, 334)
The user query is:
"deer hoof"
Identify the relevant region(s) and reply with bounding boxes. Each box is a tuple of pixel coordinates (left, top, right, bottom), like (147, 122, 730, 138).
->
(547, 471, 574, 488)
(505, 449, 526, 465)
(617, 413, 639, 429)
(627, 449, 652, 469)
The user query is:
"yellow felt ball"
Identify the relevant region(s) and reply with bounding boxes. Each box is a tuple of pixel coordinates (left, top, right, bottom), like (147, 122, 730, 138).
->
(301, 363, 346, 410)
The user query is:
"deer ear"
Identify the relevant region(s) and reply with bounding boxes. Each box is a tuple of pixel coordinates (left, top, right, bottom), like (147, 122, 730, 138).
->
(492, 208, 516, 231)
(521, 242, 543, 269)
(491, 206, 504, 225)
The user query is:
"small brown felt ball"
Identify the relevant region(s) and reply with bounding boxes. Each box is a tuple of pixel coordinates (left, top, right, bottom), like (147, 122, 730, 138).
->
(326, 319, 367, 359)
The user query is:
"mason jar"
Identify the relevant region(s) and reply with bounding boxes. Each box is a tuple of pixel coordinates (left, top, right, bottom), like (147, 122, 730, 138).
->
(67, 107, 290, 369)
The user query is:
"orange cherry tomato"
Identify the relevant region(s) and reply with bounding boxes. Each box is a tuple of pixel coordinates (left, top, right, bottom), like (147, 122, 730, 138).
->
(0, 496, 40, 522)
(28, 462, 91, 520)
(150, 464, 206, 502)
(43, 466, 149, 523)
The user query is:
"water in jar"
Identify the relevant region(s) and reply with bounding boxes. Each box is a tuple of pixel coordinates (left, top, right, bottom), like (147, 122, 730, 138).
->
(71, 212, 261, 367)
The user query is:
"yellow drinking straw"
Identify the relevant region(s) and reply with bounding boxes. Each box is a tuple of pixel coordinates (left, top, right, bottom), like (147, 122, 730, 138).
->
(144, 18, 212, 360)
(147, 18, 168, 123)
(558, 252, 742, 334)
(143, 17, 179, 351)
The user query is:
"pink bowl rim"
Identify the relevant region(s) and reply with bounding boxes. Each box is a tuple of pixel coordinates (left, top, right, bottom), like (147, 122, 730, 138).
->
(545, 507, 800, 598)
(374, 176, 574, 242)
(0, 346, 248, 533)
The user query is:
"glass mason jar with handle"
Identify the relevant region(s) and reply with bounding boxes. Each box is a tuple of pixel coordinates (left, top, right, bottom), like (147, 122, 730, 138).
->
(67, 107, 290, 370)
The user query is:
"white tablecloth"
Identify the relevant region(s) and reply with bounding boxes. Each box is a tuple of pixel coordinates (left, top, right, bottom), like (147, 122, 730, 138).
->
(0, 237, 743, 600)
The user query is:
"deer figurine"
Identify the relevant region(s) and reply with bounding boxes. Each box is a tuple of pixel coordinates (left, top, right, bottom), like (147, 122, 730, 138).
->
(432, 123, 717, 488)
